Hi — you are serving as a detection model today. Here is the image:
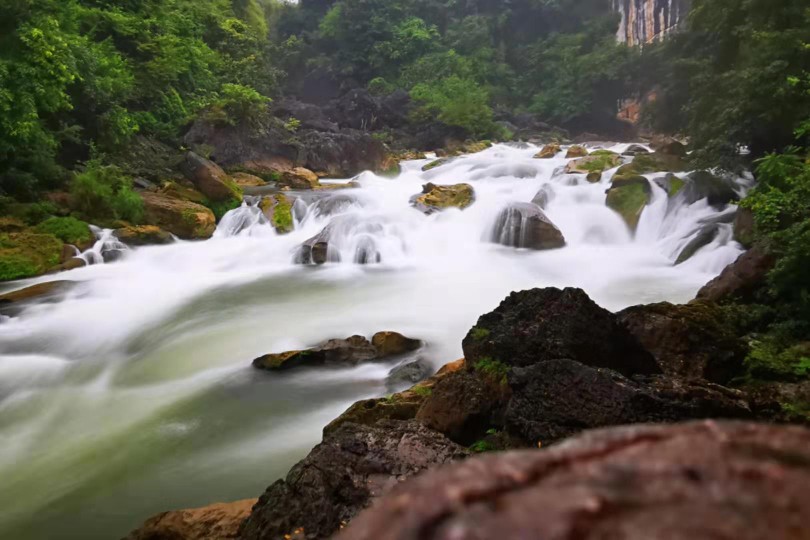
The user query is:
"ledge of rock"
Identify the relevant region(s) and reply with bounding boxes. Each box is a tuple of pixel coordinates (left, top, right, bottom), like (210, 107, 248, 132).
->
(238, 420, 468, 540)
(252, 332, 421, 371)
(124, 499, 256, 540)
(337, 421, 810, 540)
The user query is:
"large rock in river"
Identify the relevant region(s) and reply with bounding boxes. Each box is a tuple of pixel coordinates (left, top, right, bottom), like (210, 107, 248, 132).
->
(337, 421, 810, 540)
(533, 143, 560, 159)
(412, 183, 475, 214)
(696, 244, 775, 303)
(462, 287, 658, 377)
(140, 192, 216, 240)
(606, 174, 652, 230)
(114, 225, 174, 247)
(490, 202, 565, 250)
(180, 152, 242, 203)
(238, 420, 468, 540)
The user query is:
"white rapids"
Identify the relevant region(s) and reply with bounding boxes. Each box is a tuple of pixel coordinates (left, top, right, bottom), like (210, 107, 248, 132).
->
(0, 143, 748, 539)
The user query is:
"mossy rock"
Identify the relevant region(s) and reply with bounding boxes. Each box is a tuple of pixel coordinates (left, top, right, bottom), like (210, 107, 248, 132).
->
(606, 175, 652, 231)
(34, 217, 94, 250)
(565, 153, 622, 175)
(422, 158, 452, 172)
(114, 225, 174, 247)
(279, 167, 320, 190)
(141, 192, 216, 240)
(231, 172, 266, 187)
(413, 183, 475, 214)
(260, 194, 294, 234)
(0, 232, 64, 281)
(376, 155, 402, 177)
(616, 152, 686, 176)
(181, 152, 244, 204)
(160, 182, 207, 204)
(534, 144, 561, 159)
(565, 145, 588, 158)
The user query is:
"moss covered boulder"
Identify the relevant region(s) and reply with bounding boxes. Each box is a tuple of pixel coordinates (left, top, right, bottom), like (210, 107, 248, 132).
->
(412, 183, 475, 214)
(616, 152, 686, 176)
(180, 152, 243, 204)
(141, 192, 216, 240)
(34, 217, 94, 251)
(259, 194, 294, 234)
(654, 173, 686, 197)
(231, 172, 266, 188)
(160, 182, 207, 204)
(114, 225, 174, 247)
(534, 143, 561, 159)
(421, 157, 453, 172)
(606, 175, 652, 230)
(565, 151, 622, 176)
(0, 232, 64, 281)
(564, 145, 587, 158)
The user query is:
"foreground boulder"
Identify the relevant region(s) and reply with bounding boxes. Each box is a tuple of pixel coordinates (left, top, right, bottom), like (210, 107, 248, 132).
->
(412, 183, 475, 214)
(505, 358, 750, 445)
(462, 287, 658, 377)
(252, 332, 421, 371)
(618, 301, 747, 384)
(125, 499, 256, 540)
(140, 192, 217, 240)
(238, 420, 468, 540)
(490, 203, 565, 250)
(338, 421, 810, 540)
(606, 174, 652, 230)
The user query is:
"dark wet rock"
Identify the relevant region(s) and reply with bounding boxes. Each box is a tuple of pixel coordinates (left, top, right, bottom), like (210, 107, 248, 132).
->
(411, 183, 475, 214)
(653, 172, 686, 197)
(308, 194, 362, 217)
(462, 287, 659, 377)
(386, 358, 433, 390)
(416, 369, 510, 446)
(533, 143, 560, 159)
(505, 359, 751, 445)
(325, 359, 465, 437)
(530, 184, 554, 209)
(622, 143, 650, 156)
(179, 152, 242, 203)
(238, 420, 468, 540)
(680, 170, 739, 207)
(618, 302, 747, 384)
(114, 226, 174, 247)
(490, 202, 565, 250)
(124, 499, 256, 540)
(293, 215, 386, 265)
(338, 421, 810, 540)
(696, 245, 775, 303)
(675, 223, 720, 264)
(0, 280, 76, 317)
(252, 332, 421, 371)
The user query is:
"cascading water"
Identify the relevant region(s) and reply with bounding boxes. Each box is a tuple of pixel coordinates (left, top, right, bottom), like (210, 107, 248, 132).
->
(0, 143, 747, 539)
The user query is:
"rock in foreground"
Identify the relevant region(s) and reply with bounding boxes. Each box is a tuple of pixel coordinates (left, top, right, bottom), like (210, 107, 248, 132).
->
(239, 420, 468, 540)
(338, 421, 810, 540)
(125, 499, 256, 540)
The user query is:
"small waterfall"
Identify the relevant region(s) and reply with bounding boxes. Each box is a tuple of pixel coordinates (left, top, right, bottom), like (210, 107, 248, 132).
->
(295, 214, 405, 265)
(489, 202, 565, 250)
(80, 226, 129, 264)
(214, 196, 270, 238)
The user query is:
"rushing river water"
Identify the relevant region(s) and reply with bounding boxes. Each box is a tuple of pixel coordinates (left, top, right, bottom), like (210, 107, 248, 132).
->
(0, 143, 748, 539)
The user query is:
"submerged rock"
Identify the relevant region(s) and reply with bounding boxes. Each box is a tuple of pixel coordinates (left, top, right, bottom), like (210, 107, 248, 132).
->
(238, 420, 468, 540)
(462, 287, 658, 377)
(533, 143, 560, 159)
(293, 215, 387, 265)
(606, 174, 652, 231)
(140, 192, 216, 240)
(0, 280, 76, 317)
(386, 358, 433, 390)
(125, 499, 256, 540)
(530, 184, 555, 209)
(252, 332, 421, 371)
(337, 421, 810, 540)
(412, 183, 475, 214)
(490, 202, 565, 250)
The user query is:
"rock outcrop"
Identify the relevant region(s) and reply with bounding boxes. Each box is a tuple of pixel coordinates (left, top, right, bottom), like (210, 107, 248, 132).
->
(337, 421, 810, 540)
(696, 245, 775, 302)
(180, 152, 243, 203)
(140, 192, 217, 240)
(125, 499, 256, 540)
(490, 203, 565, 250)
(252, 332, 421, 371)
(238, 420, 468, 540)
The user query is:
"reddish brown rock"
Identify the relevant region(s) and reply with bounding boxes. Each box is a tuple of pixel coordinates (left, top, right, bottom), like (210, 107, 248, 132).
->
(124, 498, 256, 540)
(338, 421, 810, 540)
(696, 245, 775, 302)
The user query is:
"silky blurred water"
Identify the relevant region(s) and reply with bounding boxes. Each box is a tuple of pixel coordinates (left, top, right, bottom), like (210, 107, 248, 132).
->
(0, 143, 746, 539)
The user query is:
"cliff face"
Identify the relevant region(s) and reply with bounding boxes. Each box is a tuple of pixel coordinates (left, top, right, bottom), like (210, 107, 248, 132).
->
(613, 0, 689, 46)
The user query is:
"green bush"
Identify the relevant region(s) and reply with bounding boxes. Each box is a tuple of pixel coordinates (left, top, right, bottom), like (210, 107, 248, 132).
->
(35, 217, 93, 246)
(204, 84, 271, 126)
(411, 76, 496, 137)
(70, 160, 143, 223)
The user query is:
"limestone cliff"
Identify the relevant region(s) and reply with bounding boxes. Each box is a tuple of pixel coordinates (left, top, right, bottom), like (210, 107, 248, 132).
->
(613, 0, 689, 46)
